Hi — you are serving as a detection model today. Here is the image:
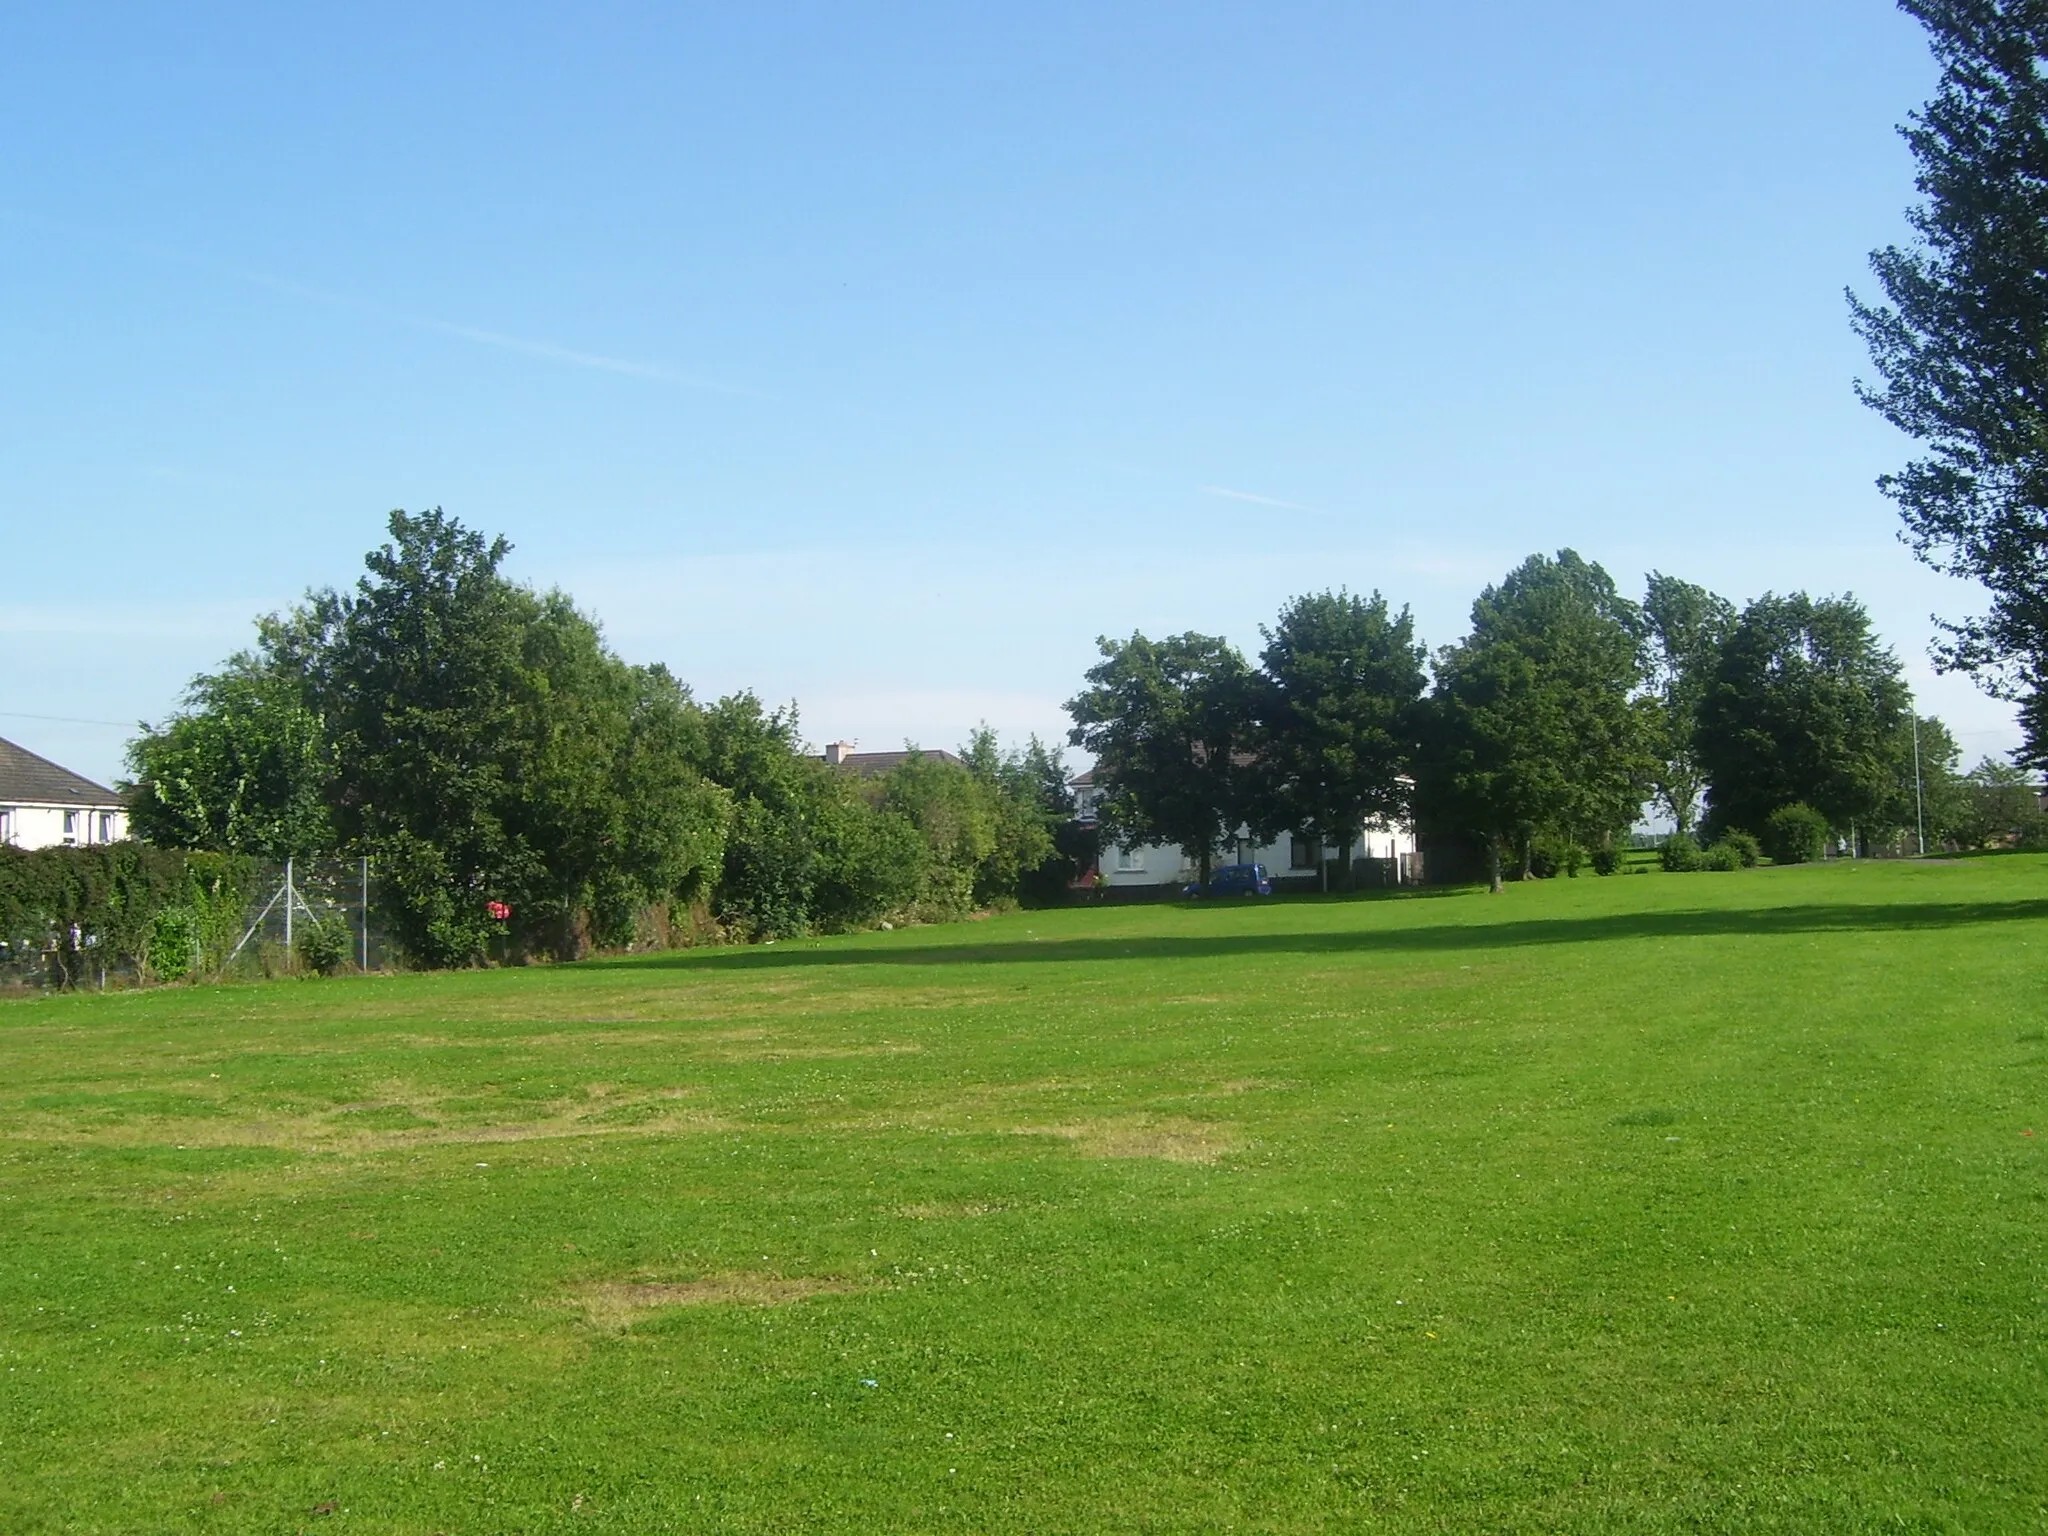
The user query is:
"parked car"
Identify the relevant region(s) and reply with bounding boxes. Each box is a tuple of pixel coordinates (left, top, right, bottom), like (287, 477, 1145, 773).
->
(1184, 862, 1275, 898)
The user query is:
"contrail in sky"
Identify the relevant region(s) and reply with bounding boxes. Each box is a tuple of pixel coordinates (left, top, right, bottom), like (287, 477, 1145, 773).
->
(0, 206, 761, 398)
(1199, 484, 1318, 513)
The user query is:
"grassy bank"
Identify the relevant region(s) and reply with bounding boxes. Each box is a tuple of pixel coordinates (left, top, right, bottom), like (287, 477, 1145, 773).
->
(2, 858, 2043, 1532)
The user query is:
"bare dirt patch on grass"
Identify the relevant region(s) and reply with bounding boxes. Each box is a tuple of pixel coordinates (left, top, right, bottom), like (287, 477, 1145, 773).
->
(575, 1273, 859, 1329)
(1016, 1115, 1242, 1164)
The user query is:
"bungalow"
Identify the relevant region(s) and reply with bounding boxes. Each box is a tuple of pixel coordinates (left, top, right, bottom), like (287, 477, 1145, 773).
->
(1068, 768, 1421, 889)
(0, 736, 129, 851)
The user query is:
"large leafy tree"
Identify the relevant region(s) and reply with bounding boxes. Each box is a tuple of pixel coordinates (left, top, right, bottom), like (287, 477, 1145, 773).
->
(1251, 590, 1427, 887)
(1065, 632, 1254, 885)
(1850, 0, 2048, 765)
(1694, 593, 1912, 840)
(1642, 573, 1735, 837)
(125, 651, 332, 858)
(1416, 551, 1652, 890)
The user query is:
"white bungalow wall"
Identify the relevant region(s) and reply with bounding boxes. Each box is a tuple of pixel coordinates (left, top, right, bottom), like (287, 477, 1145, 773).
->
(1097, 823, 1418, 888)
(0, 803, 129, 851)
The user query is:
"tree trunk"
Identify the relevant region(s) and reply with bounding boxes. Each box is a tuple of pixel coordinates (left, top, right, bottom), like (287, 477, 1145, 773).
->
(1487, 839, 1504, 895)
(1197, 846, 1212, 887)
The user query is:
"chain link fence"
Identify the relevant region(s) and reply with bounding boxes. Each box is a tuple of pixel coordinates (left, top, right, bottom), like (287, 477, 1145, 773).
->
(0, 854, 404, 992)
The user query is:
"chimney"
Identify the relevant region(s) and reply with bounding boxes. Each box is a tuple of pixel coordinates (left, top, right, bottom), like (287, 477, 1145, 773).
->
(825, 741, 856, 766)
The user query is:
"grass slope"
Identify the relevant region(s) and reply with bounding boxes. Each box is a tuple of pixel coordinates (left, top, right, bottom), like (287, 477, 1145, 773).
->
(2, 859, 2044, 1533)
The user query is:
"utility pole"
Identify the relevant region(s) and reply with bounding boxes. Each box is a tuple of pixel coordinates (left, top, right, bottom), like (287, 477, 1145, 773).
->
(1911, 712, 1927, 856)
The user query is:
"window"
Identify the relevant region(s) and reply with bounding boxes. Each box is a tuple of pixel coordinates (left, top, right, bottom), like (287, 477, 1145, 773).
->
(98, 811, 116, 843)
(62, 810, 78, 845)
(1114, 845, 1146, 872)
(1290, 835, 1321, 870)
(0, 808, 13, 845)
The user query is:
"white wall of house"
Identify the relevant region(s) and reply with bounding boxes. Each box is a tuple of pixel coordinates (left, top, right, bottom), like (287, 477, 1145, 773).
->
(1073, 778, 1418, 887)
(0, 802, 128, 851)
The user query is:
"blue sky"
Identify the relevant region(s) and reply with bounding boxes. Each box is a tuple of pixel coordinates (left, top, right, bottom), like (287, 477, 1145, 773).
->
(0, 1, 2013, 786)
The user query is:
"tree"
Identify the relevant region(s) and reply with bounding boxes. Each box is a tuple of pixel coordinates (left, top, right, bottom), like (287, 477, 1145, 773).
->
(125, 652, 332, 858)
(1065, 633, 1254, 885)
(1250, 590, 1426, 889)
(1850, 0, 2048, 766)
(1694, 593, 1912, 841)
(1949, 754, 2048, 847)
(959, 727, 1066, 905)
(1642, 573, 1735, 837)
(1415, 551, 1652, 890)
(298, 509, 726, 964)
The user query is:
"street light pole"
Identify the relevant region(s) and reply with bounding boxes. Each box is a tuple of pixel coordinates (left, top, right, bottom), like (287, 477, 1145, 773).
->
(1911, 711, 1927, 856)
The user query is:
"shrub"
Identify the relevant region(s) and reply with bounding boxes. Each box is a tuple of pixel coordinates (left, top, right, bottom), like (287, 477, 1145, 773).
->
(1763, 804, 1829, 864)
(1699, 841, 1744, 872)
(1716, 830, 1762, 868)
(296, 919, 351, 977)
(149, 908, 200, 981)
(1590, 844, 1621, 876)
(1659, 833, 1702, 872)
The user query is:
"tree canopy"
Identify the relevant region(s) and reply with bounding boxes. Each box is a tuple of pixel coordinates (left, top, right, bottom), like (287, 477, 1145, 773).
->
(1250, 590, 1426, 882)
(1066, 632, 1254, 885)
(1416, 551, 1652, 888)
(1851, 0, 2048, 765)
(1642, 573, 1735, 836)
(1694, 593, 1911, 839)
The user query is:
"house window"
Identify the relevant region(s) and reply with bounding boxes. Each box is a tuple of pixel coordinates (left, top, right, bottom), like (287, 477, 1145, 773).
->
(1114, 845, 1146, 872)
(98, 811, 116, 843)
(62, 811, 78, 845)
(0, 808, 13, 845)
(1290, 835, 1321, 870)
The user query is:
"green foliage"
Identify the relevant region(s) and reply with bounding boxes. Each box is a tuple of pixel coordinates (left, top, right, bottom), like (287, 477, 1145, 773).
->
(1642, 573, 1735, 836)
(1850, 0, 2048, 766)
(1590, 843, 1622, 876)
(1250, 591, 1427, 873)
(295, 918, 350, 977)
(1696, 593, 1910, 838)
(140, 511, 733, 966)
(124, 655, 332, 857)
(1763, 804, 1829, 865)
(1416, 551, 1653, 888)
(1698, 841, 1745, 872)
(0, 845, 256, 986)
(1066, 632, 1255, 885)
(1659, 832, 1703, 873)
(958, 728, 1067, 906)
(1948, 756, 2048, 849)
(1716, 829, 1763, 869)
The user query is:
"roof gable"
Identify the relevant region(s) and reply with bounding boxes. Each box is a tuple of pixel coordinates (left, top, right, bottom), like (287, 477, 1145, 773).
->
(0, 736, 123, 808)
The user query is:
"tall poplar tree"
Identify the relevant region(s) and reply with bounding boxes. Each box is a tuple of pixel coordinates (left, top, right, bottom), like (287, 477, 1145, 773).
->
(1851, 0, 2048, 764)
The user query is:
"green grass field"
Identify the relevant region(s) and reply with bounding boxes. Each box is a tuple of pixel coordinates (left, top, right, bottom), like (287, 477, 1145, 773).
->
(3, 859, 2044, 1533)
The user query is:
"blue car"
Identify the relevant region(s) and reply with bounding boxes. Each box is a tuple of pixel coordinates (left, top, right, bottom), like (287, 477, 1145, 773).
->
(1184, 862, 1275, 898)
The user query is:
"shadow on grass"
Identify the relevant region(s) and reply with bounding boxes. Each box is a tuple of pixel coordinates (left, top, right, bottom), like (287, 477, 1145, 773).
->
(625, 897, 2048, 974)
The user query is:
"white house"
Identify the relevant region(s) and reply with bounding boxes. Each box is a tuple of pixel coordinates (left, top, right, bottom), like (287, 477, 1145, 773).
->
(0, 737, 129, 851)
(1069, 769, 1420, 889)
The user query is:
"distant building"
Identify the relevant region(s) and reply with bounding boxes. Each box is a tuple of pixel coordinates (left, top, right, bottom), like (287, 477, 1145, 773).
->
(1068, 768, 1421, 889)
(0, 736, 129, 850)
(819, 742, 964, 776)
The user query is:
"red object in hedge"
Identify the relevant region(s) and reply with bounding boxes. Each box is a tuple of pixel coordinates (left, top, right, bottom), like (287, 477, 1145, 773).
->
(486, 901, 512, 921)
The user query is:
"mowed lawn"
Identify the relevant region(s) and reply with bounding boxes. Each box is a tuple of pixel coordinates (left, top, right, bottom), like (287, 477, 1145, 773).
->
(2, 861, 2044, 1534)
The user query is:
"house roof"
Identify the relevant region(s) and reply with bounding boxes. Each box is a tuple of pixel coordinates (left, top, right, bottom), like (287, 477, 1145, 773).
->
(822, 748, 965, 777)
(1069, 768, 1098, 788)
(0, 736, 124, 808)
